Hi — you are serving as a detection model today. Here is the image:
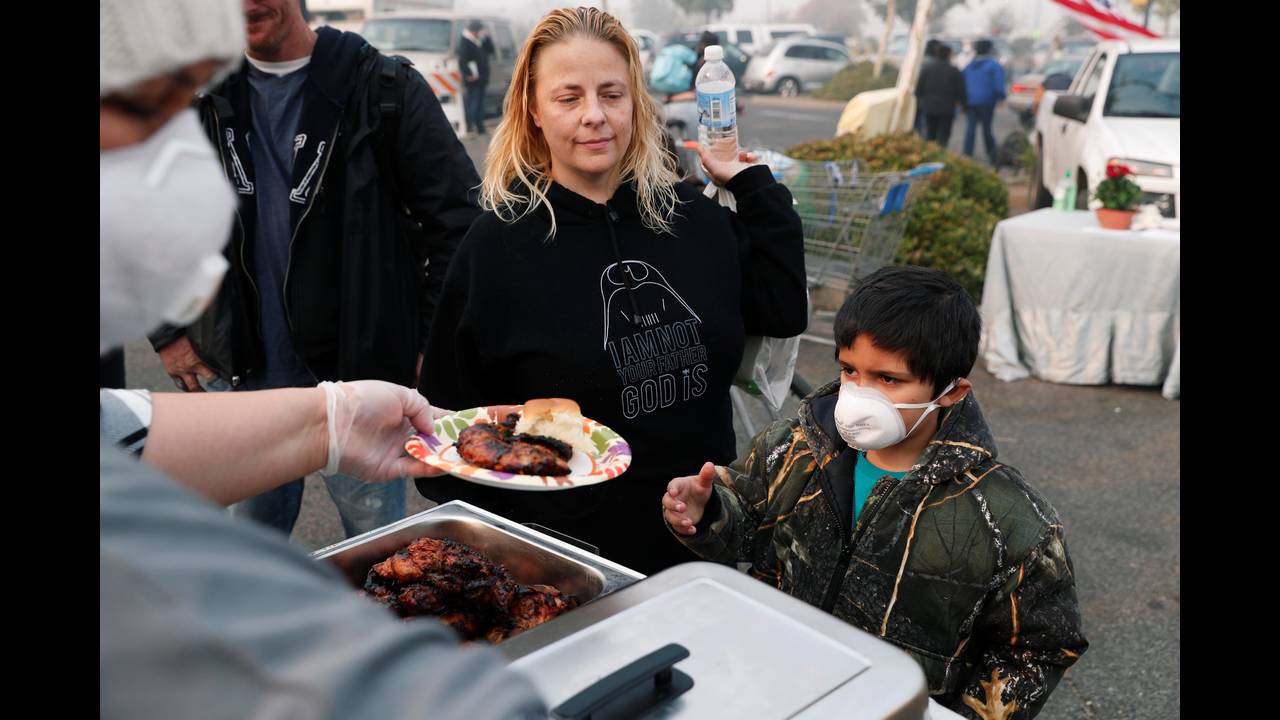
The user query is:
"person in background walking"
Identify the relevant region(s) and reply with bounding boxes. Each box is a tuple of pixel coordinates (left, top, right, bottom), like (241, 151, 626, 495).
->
(962, 39, 1005, 164)
(916, 44, 965, 150)
(913, 39, 940, 135)
(460, 19, 495, 135)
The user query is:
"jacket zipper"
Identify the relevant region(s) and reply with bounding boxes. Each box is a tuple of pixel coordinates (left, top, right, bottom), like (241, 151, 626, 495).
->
(819, 466, 899, 613)
(282, 121, 342, 384)
(210, 107, 256, 387)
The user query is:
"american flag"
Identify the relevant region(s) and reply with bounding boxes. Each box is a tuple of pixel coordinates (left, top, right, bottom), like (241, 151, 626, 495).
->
(1051, 0, 1162, 40)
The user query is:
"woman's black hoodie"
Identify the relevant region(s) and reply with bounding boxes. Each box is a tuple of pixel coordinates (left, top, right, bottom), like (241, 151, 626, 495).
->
(417, 165, 807, 574)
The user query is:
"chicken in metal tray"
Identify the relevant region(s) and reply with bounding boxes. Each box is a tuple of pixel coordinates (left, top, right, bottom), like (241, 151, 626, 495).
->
(362, 536, 579, 642)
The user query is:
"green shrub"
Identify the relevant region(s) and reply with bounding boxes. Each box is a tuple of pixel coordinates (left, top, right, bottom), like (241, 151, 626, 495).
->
(812, 61, 898, 101)
(785, 132, 1008, 299)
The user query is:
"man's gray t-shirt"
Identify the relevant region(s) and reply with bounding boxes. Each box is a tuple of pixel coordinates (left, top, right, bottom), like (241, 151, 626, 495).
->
(244, 58, 316, 391)
(100, 437, 546, 718)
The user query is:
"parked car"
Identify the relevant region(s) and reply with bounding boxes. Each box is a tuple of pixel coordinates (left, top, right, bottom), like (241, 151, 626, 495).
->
(362, 10, 518, 135)
(703, 23, 817, 56)
(1033, 39, 1180, 217)
(813, 33, 850, 49)
(1031, 36, 1095, 69)
(1007, 56, 1086, 126)
(741, 37, 851, 96)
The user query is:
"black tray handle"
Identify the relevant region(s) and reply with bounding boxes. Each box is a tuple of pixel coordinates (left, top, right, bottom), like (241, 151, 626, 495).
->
(550, 643, 693, 720)
(522, 523, 600, 556)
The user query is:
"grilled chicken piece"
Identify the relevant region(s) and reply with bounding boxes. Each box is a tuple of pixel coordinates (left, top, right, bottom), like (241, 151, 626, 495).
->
(508, 584, 579, 635)
(502, 411, 574, 460)
(455, 422, 571, 475)
(494, 442, 570, 476)
(395, 583, 447, 616)
(438, 610, 483, 638)
(510, 433, 573, 460)
(369, 537, 496, 584)
(362, 537, 579, 642)
(456, 424, 511, 469)
(485, 623, 518, 644)
(499, 413, 520, 436)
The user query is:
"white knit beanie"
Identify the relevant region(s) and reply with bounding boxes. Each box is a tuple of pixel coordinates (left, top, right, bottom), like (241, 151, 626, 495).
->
(100, 0, 246, 98)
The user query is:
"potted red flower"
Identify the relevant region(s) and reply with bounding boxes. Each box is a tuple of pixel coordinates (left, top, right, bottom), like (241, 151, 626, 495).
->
(1092, 162, 1143, 230)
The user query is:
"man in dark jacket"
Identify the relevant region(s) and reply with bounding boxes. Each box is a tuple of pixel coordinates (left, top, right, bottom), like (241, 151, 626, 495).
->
(962, 38, 1006, 164)
(148, 0, 482, 539)
(913, 39, 941, 135)
(458, 19, 495, 135)
(916, 44, 965, 149)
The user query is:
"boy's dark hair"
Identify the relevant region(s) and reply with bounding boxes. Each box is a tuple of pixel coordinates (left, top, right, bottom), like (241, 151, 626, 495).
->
(924, 39, 940, 57)
(833, 266, 981, 394)
(974, 39, 993, 56)
(937, 44, 952, 62)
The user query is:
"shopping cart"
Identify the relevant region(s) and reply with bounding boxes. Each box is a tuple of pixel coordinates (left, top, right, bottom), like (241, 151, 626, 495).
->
(787, 159, 944, 320)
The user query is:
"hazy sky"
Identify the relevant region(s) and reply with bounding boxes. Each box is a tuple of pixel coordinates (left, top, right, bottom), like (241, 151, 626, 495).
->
(456, 0, 1178, 38)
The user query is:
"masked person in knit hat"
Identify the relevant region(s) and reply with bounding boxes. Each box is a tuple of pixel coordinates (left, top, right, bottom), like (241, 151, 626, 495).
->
(100, 1, 545, 716)
(141, 0, 483, 543)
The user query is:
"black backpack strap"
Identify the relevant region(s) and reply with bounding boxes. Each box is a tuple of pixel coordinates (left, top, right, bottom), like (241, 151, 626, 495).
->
(372, 52, 412, 212)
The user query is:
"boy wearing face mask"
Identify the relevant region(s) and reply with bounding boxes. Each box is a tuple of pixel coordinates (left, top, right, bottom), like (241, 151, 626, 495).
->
(662, 266, 1087, 719)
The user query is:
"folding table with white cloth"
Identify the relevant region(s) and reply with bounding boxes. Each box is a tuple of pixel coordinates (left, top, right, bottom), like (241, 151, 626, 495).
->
(979, 209, 1180, 400)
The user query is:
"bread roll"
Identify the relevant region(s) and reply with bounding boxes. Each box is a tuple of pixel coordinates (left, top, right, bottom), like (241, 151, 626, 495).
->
(515, 398, 595, 456)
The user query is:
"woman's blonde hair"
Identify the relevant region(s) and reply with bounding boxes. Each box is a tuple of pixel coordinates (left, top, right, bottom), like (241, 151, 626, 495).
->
(479, 6, 681, 237)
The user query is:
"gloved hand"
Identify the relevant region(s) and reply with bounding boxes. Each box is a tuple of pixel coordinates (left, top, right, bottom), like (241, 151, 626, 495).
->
(318, 380, 445, 482)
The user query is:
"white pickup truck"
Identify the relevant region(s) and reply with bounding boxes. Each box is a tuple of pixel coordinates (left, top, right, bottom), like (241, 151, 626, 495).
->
(1032, 39, 1180, 218)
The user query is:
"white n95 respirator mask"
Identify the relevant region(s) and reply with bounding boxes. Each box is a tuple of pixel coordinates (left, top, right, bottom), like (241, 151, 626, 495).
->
(100, 108, 235, 354)
(833, 379, 957, 451)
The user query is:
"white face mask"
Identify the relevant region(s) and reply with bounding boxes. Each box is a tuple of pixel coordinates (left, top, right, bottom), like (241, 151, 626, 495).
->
(100, 108, 235, 354)
(833, 378, 958, 451)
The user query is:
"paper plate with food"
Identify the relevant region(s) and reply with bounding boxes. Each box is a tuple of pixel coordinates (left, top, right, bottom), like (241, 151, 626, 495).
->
(405, 399, 632, 490)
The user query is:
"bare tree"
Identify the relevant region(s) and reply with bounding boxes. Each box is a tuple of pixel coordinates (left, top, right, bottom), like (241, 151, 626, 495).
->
(873, 0, 895, 78)
(870, 0, 964, 78)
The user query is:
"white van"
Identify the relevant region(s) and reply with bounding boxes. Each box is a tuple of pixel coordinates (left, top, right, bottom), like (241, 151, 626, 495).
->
(704, 23, 817, 56)
(362, 10, 520, 136)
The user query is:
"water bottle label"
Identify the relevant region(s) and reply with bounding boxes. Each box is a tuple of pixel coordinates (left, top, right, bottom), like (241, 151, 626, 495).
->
(697, 88, 736, 129)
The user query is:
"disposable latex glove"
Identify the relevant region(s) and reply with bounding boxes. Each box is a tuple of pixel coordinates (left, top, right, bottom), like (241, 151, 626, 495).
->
(318, 380, 445, 482)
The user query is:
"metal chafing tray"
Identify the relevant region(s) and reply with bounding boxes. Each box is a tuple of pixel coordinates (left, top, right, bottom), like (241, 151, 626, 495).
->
(501, 562, 929, 719)
(312, 500, 644, 610)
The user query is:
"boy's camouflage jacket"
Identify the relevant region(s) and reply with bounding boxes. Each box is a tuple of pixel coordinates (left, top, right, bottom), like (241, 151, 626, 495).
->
(677, 380, 1088, 719)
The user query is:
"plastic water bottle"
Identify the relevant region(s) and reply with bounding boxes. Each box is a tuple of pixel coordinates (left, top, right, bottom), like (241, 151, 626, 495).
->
(1052, 169, 1075, 211)
(696, 45, 738, 163)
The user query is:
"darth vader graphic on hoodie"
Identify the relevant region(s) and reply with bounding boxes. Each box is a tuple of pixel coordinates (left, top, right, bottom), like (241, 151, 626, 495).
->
(600, 259, 710, 420)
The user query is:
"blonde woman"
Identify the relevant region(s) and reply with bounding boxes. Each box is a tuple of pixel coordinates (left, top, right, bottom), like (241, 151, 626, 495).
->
(417, 7, 807, 574)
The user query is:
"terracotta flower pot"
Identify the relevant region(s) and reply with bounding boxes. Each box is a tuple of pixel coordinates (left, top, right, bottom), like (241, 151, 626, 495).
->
(1095, 208, 1136, 230)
